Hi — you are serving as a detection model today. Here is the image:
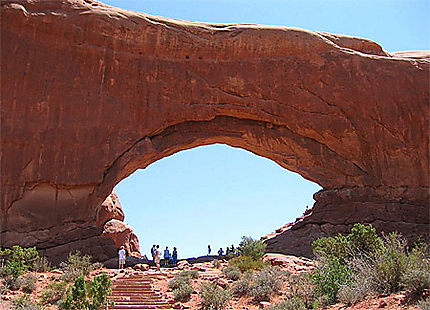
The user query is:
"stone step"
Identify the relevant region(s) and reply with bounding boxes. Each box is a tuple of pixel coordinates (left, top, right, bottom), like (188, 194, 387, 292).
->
(108, 274, 172, 310)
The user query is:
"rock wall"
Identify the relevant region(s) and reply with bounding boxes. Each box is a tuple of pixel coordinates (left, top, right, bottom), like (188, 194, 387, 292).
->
(1, 0, 428, 262)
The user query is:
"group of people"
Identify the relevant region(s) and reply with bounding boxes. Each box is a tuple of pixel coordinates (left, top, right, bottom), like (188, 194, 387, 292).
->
(118, 243, 236, 270)
(208, 244, 235, 256)
(151, 245, 178, 270)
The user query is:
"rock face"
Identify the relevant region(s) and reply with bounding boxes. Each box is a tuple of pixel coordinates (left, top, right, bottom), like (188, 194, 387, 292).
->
(1, 0, 429, 262)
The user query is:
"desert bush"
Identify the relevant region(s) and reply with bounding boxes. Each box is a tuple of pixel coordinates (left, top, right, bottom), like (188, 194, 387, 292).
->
(400, 244, 430, 298)
(40, 281, 68, 305)
(178, 269, 199, 280)
(212, 259, 221, 268)
(337, 284, 363, 305)
(347, 233, 409, 295)
(172, 281, 193, 302)
(222, 265, 241, 281)
(168, 276, 189, 290)
(169, 270, 199, 290)
(18, 273, 37, 293)
(232, 270, 253, 296)
(60, 251, 102, 282)
(3, 276, 21, 291)
(229, 255, 267, 272)
(59, 273, 112, 310)
(34, 256, 51, 273)
(0, 266, 9, 278)
(199, 282, 232, 310)
(311, 256, 351, 305)
(312, 224, 382, 262)
(0, 246, 39, 279)
(248, 266, 286, 302)
(234, 236, 266, 260)
(267, 296, 306, 310)
(0, 283, 9, 295)
(417, 298, 430, 310)
(289, 272, 314, 308)
(169, 270, 198, 301)
(12, 294, 41, 310)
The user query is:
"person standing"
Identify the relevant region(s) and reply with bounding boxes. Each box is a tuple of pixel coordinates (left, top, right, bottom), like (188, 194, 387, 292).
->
(208, 245, 211, 256)
(151, 244, 156, 257)
(118, 246, 126, 269)
(218, 248, 224, 256)
(154, 245, 161, 271)
(172, 247, 178, 265)
(163, 246, 170, 266)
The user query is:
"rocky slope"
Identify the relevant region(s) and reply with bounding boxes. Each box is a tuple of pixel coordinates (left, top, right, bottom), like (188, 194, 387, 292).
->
(1, 0, 428, 262)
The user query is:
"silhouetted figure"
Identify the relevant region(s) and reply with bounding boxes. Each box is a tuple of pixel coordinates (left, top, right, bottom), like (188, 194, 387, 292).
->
(218, 248, 224, 256)
(151, 244, 156, 257)
(208, 245, 211, 255)
(172, 247, 178, 265)
(164, 246, 170, 266)
(226, 247, 230, 255)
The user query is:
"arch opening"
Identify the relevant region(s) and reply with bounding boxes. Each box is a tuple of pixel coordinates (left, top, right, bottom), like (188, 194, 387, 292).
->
(113, 143, 322, 259)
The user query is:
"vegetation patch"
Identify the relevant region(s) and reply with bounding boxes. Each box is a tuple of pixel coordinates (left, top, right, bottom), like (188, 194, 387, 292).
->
(199, 282, 232, 310)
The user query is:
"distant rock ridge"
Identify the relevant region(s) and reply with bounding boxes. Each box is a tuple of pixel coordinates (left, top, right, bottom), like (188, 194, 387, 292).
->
(1, 0, 428, 263)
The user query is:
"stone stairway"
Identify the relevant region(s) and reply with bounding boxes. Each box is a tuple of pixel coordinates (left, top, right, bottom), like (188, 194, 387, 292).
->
(108, 274, 173, 310)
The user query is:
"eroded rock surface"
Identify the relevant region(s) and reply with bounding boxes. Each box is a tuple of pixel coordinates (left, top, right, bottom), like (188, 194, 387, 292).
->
(1, 0, 428, 262)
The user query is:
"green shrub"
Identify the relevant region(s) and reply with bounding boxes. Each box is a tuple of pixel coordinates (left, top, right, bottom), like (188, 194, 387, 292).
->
(248, 267, 286, 302)
(234, 236, 266, 260)
(172, 281, 193, 302)
(312, 224, 382, 262)
(12, 294, 41, 310)
(60, 251, 102, 282)
(288, 272, 314, 308)
(401, 244, 430, 298)
(229, 255, 267, 272)
(311, 256, 351, 305)
(18, 273, 37, 293)
(59, 273, 112, 310)
(267, 296, 306, 310)
(168, 276, 189, 290)
(347, 223, 383, 256)
(0, 246, 39, 279)
(40, 281, 68, 305)
(347, 233, 408, 295)
(222, 265, 241, 281)
(169, 269, 198, 301)
(199, 282, 232, 310)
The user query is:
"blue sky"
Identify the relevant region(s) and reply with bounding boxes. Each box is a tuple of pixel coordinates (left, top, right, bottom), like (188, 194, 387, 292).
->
(105, 0, 430, 258)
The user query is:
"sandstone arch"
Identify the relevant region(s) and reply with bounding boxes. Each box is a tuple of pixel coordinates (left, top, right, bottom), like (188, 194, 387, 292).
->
(1, 0, 429, 263)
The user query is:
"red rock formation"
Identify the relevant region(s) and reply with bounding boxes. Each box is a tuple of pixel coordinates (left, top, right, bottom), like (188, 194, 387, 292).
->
(102, 219, 140, 258)
(96, 190, 124, 227)
(1, 0, 428, 262)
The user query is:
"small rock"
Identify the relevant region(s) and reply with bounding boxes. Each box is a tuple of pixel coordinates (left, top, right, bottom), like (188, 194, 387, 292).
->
(51, 269, 62, 274)
(378, 301, 387, 308)
(259, 301, 271, 308)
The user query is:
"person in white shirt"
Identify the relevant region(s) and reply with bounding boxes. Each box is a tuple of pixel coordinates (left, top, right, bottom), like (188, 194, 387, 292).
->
(118, 246, 126, 269)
